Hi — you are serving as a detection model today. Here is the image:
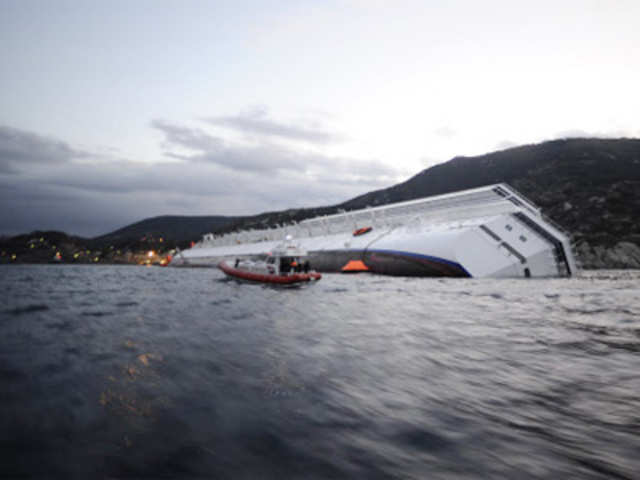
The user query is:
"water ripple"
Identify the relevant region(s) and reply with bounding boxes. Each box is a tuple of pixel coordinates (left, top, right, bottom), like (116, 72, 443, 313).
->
(4, 304, 50, 315)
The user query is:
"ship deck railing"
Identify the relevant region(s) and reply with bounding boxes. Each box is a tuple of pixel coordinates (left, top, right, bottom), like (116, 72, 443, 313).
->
(198, 194, 524, 249)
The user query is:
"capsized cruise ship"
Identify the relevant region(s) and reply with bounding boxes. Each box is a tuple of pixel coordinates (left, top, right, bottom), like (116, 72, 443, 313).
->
(170, 184, 577, 278)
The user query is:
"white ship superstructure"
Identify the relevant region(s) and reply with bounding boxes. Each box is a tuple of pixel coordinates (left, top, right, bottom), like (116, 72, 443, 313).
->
(170, 184, 577, 278)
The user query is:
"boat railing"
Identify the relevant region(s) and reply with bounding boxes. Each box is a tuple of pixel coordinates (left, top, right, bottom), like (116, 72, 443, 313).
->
(300, 189, 504, 230)
(492, 184, 540, 215)
(199, 198, 522, 248)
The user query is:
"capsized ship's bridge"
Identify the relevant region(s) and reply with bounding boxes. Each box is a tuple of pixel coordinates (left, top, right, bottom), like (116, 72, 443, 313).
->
(173, 184, 577, 278)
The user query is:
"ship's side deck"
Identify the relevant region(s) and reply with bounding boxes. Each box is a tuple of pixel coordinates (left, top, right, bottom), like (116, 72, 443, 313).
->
(195, 184, 539, 248)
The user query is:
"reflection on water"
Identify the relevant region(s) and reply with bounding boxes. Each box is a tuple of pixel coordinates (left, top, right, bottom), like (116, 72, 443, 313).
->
(1, 265, 639, 479)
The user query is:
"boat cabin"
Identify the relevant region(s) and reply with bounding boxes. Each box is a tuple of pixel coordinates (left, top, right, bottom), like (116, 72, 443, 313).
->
(266, 254, 309, 274)
(230, 237, 313, 277)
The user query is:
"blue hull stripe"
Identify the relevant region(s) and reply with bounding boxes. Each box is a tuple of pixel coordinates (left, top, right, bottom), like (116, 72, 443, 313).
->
(367, 249, 471, 277)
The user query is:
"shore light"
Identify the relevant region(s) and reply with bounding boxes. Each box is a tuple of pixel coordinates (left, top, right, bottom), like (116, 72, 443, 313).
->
(147, 250, 155, 258)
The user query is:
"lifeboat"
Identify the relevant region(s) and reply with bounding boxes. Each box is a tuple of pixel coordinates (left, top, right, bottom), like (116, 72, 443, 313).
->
(341, 260, 369, 273)
(353, 226, 372, 236)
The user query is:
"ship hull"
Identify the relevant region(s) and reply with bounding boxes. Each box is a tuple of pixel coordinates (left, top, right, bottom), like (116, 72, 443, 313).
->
(300, 249, 469, 277)
(170, 184, 577, 279)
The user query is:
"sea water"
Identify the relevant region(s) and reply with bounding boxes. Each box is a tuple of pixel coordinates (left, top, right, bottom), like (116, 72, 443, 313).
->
(1, 265, 639, 479)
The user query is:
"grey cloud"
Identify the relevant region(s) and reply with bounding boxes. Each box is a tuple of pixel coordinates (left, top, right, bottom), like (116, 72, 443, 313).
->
(151, 119, 223, 152)
(1, 123, 403, 237)
(0, 179, 126, 236)
(26, 160, 241, 197)
(0, 157, 384, 236)
(0, 125, 86, 172)
(188, 144, 305, 173)
(153, 119, 400, 182)
(153, 119, 316, 174)
(0, 161, 16, 174)
(203, 108, 344, 145)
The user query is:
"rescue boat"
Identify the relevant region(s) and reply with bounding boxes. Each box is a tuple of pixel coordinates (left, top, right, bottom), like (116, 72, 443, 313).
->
(218, 237, 321, 285)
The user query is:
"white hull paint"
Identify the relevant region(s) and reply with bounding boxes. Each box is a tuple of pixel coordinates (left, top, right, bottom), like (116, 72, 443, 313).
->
(170, 184, 577, 278)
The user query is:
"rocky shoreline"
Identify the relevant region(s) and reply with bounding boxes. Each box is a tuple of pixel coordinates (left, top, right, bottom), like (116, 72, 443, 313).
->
(574, 241, 640, 270)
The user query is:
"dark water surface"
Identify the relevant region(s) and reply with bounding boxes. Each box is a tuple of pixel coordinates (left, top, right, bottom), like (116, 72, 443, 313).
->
(1, 265, 639, 479)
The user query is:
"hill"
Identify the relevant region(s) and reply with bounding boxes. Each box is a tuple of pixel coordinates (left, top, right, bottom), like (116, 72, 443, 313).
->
(90, 215, 237, 247)
(0, 216, 239, 265)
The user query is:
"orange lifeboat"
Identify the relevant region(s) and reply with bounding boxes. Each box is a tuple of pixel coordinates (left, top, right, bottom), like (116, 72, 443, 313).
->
(353, 226, 372, 237)
(341, 260, 369, 273)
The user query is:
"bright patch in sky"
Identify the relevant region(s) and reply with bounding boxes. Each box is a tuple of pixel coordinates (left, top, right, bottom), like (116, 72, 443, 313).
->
(1, 0, 638, 235)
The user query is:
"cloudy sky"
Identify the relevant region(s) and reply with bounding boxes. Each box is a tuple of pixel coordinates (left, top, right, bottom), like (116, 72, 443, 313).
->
(1, 0, 639, 237)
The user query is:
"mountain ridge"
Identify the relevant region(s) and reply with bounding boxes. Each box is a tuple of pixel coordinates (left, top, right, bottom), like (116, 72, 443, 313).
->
(91, 214, 237, 245)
